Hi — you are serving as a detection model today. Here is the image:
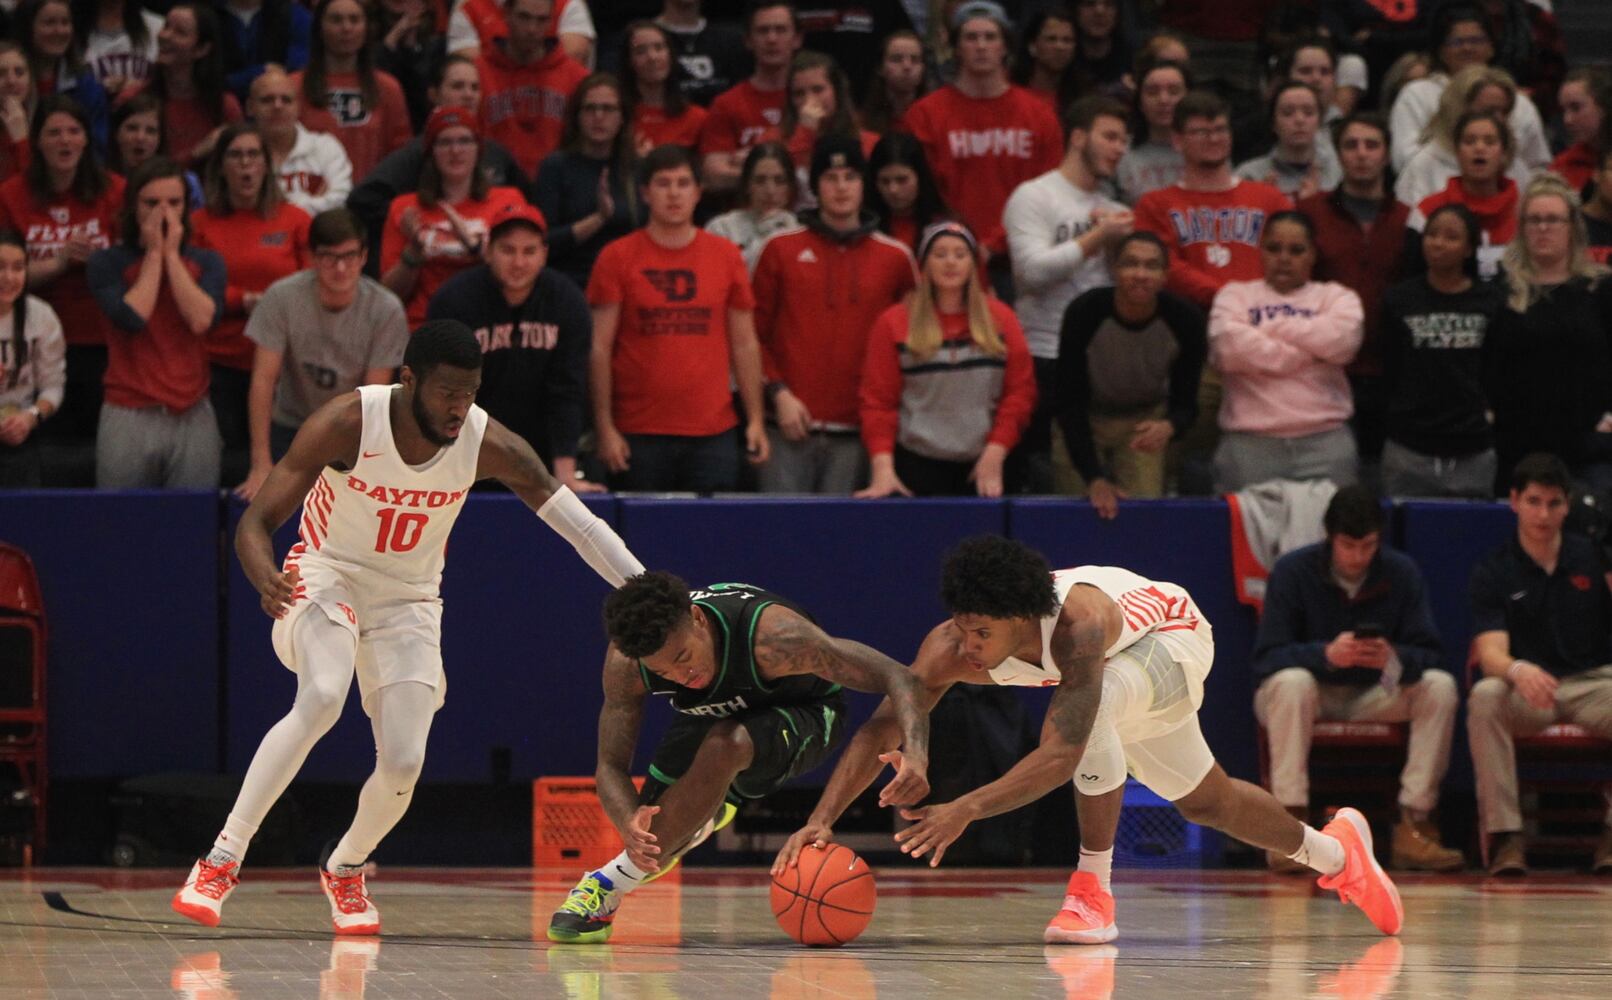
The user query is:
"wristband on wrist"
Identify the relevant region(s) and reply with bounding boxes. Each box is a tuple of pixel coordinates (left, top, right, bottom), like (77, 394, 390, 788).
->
(1506, 660, 1528, 682)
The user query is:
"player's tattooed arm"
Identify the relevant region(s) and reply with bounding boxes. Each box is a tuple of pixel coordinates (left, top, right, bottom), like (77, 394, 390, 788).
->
(478, 418, 562, 505)
(773, 623, 968, 874)
(595, 645, 658, 866)
(236, 393, 363, 618)
(1041, 613, 1108, 751)
(754, 607, 931, 775)
(903, 610, 1105, 847)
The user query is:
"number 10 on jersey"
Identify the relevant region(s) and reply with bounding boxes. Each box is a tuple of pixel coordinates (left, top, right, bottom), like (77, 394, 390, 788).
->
(374, 508, 428, 553)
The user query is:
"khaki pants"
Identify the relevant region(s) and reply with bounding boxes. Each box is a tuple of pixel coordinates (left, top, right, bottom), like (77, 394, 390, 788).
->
(1467, 665, 1612, 834)
(1254, 667, 1459, 813)
(1051, 404, 1168, 498)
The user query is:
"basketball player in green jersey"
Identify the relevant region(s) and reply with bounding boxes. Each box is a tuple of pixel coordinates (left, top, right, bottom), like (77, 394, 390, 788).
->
(547, 572, 932, 944)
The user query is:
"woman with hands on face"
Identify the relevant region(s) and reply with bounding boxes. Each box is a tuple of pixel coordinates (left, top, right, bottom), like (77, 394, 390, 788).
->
(85, 155, 227, 487)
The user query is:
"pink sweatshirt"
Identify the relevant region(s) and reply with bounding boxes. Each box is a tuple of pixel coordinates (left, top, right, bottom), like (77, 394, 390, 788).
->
(1209, 279, 1364, 437)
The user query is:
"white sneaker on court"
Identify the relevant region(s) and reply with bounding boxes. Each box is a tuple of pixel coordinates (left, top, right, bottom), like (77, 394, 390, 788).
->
(172, 857, 240, 928)
(321, 865, 381, 935)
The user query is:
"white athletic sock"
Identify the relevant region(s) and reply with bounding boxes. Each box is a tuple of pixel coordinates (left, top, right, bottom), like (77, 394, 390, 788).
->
(210, 814, 257, 864)
(1077, 847, 1114, 892)
(597, 852, 649, 895)
(1288, 824, 1346, 876)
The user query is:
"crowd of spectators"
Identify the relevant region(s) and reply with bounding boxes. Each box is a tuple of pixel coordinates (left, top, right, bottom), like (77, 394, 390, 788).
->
(0, 0, 1603, 508)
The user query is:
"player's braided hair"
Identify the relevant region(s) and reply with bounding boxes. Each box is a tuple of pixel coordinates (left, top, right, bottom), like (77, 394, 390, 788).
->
(604, 572, 694, 658)
(940, 536, 1059, 620)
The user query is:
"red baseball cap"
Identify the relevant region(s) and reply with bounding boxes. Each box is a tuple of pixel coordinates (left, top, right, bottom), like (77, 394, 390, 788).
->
(423, 105, 480, 147)
(489, 202, 548, 238)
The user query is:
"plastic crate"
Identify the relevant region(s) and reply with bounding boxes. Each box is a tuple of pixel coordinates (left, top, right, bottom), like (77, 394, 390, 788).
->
(533, 776, 647, 869)
(1114, 779, 1220, 868)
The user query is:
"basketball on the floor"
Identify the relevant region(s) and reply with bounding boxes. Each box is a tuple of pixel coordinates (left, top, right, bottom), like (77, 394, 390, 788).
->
(770, 844, 876, 946)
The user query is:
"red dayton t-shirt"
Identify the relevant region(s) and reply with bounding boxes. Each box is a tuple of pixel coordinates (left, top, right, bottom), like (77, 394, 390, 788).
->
(292, 70, 412, 183)
(588, 228, 755, 438)
(900, 85, 1062, 255)
(698, 80, 787, 156)
(1134, 180, 1292, 309)
(0, 172, 126, 347)
(191, 202, 312, 369)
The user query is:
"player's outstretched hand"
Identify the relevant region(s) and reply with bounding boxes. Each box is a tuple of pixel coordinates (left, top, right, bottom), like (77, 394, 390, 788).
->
(770, 822, 832, 876)
(895, 799, 979, 868)
(624, 804, 662, 872)
(257, 564, 300, 619)
(877, 750, 930, 808)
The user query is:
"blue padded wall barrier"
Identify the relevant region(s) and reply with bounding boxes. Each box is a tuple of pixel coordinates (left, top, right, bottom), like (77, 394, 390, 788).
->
(0, 490, 220, 777)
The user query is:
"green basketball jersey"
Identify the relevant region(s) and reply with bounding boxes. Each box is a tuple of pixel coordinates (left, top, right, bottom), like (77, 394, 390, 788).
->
(639, 583, 842, 718)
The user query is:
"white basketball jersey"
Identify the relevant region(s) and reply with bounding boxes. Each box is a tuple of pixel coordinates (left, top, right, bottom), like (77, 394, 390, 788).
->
(286, 384, 488, 595)
(988, 566, 1205, 688)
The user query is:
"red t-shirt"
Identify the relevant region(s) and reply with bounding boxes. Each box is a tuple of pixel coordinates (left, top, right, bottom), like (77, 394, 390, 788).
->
(101, 249, 215, 413)
(588, 228, 756, 437)
(899, 85, 1062, 255)
(0, 172, 126, 347)
(191, 202, 312, 369)
(477, 45, 590, 177)
(382, 185, 527, 324)
(0, 136, 29, 186)
(753, 226, 916, 427)
(292, 70, 413, 182)
(698, 80, 787, 156)
(634, 103, 709, 152)
(1133, 180, 1293, 309)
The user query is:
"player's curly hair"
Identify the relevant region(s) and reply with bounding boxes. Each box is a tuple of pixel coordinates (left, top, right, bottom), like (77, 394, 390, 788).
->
(940, 536, 1059, 620)
(603, 572, 694, 658)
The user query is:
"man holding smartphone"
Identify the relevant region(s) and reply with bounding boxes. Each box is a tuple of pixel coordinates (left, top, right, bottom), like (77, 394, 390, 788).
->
(1251, 486, 1464, 873)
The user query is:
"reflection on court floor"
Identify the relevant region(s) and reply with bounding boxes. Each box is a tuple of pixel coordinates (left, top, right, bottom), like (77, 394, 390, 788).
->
(3, 867, 1610, 999)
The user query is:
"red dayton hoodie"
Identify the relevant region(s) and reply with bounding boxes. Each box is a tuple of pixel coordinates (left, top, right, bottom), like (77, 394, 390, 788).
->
(477, 41, 589, 178)
(752, 211, 917, 428)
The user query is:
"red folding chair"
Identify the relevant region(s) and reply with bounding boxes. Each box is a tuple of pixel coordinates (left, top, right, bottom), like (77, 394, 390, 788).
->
(0, 541, 47, 858)
(1257, 718, 1409, 818)
(1466, 648, 1612, 868)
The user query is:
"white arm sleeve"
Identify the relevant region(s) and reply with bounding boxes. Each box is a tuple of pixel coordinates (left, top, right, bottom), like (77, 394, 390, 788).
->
(537, 486, 645, 587)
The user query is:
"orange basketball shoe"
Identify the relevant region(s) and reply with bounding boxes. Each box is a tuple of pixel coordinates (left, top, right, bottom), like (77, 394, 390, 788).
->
(1317, 808, 1404, 936)
(172, 857, 240, 927)
(320, 865, 381, 935)
(1043, 871, 1119, 944)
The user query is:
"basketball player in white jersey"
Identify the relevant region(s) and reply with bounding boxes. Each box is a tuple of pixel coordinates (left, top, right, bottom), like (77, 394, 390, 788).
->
(776, 536, 1403, 942)
(173, 320, 646, 934)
